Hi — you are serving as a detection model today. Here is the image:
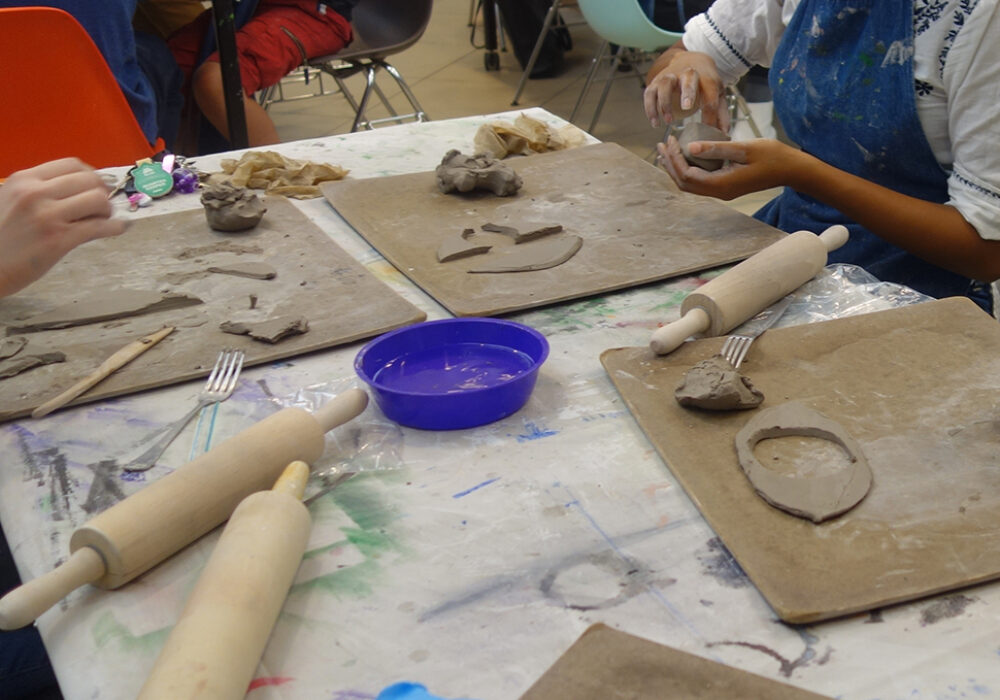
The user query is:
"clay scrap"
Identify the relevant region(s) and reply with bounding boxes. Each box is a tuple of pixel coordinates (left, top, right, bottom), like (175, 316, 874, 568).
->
(734, 402, 873, 523)
(677, 122, 731, 171)
(437, 228, 493, 263)
(473, 113, 588, 159)
(206, 261, 277, 280)
(435, 150, 523, 196)
(0, 351, 66, 380)
(481, 223, 563, 244)
(200, 183, 267, 232)
(9, 290, 202, 333)
(0, 336, 28, 360)
(675, 355, 763, 410)
(468, 235, 582, 273)
(220, 316, 308, 343)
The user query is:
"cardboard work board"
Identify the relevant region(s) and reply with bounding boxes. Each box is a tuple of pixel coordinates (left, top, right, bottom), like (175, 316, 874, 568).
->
(0, 197, 425, 422)
(321, 142, 786, 317)
(520, 623, 831, 699)
(601, 297, 1000, 623)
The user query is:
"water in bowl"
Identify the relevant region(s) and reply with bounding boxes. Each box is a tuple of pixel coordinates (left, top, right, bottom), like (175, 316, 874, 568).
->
(373, 342, 535, 394)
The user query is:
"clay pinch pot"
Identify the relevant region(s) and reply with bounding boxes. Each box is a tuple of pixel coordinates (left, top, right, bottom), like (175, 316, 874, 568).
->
(676, 121, 731, 172)
(200, 182, 267, 232)
(354, 318, 549, 430)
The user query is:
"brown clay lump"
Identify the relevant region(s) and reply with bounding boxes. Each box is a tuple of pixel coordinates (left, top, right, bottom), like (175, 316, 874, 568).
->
(435, 150, 523, 196)
(675, 355, 763, 410)
(677, 122, 730, 171)
(201, 182, 267, 232)
(220, 316, 308, 343)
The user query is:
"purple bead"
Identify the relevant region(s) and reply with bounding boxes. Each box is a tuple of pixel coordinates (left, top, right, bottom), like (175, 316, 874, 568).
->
(172, 167, 199, 194)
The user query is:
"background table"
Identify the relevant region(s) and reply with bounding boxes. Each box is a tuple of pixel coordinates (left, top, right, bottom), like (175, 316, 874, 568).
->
(1, 109, 996, 700)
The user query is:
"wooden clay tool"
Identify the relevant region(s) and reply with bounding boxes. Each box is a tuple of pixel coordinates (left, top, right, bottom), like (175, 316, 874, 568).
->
(0, 388, 368, 630)
(31, 326, 175, 419)
(138, 460, 313, 700)
(650, 225, 848, 355)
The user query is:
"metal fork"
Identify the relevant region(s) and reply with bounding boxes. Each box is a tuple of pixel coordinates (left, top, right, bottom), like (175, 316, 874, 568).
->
(718, 296, 793, 369)
(123, 349, 245, 472)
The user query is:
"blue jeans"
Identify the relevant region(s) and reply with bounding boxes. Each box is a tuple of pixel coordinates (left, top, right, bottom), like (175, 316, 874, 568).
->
(1, 523, 59, 698)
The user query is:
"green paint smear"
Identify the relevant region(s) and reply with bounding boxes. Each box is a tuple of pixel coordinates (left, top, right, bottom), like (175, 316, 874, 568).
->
(92, 610, 169, 654)
(329, 476, 398, 530)
(292, 556, 382, 598)
(859, 53, 873, 67)
(649, 289, 688, 312)
(295, 474, 408, 599)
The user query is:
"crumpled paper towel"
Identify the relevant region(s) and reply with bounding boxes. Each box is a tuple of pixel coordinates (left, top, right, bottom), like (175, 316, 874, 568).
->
(473, 113, 588, 159)
(212, 150, 349, 199)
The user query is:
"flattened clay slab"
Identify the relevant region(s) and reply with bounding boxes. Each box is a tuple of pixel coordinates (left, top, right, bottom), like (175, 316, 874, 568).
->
(0, 351, 65, 379)
(0, 336, 28, 360)
(9, 291, 202, 333)
(468, 236, 582, 273)
(675, 355, 763, 410)
(734, 402, 872, 523)
(437, 228, 492, 262)
(206, 261, 277, 279)
(220, 316, 309, 343)
(481, 223, 563, 244)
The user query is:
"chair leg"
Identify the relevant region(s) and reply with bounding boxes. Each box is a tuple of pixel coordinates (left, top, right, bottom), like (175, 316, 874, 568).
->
(351, 64, 378, 132)
(588, 44, 626, 133)
(729, 87, 762, 137)
(511, 0, 563, 106)
(569, 39, 608, 123)
(380, 61, 429, 124)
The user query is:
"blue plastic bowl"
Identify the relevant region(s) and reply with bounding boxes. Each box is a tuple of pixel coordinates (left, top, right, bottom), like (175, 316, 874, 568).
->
(355, 318, 549, 430)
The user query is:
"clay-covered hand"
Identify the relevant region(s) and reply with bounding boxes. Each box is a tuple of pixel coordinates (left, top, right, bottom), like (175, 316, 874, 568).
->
(643, 48, 729, 130)
(656, 135, 810, 201)
(0, 158, 127, 298)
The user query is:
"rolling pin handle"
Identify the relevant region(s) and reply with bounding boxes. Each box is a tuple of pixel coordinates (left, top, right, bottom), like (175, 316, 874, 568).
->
(818, 224, 849, 252)
(0, 546, 105, 630)
(312, 388, 369, 433)
(271, 460, 311, 500)
(649, 307, 711, 355)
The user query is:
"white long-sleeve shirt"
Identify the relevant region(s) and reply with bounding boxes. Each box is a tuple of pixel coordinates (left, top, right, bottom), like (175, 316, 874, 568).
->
(682, 0, 1000, 242)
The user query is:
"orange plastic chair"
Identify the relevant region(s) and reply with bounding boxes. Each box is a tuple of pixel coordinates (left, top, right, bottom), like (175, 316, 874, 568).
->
(0, 6, 162, 178)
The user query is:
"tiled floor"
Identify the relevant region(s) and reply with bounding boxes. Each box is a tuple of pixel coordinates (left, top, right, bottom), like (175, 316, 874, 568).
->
(265, 0, 779, 216)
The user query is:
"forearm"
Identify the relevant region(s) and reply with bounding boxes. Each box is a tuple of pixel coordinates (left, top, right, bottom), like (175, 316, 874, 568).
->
(790, 154, 1000, 282)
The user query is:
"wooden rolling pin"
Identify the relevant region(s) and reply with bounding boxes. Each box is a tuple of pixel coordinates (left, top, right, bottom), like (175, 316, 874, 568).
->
(0, 388, 368, 630)
(138, 460, 313, 700)
(650, 225, 849, 354)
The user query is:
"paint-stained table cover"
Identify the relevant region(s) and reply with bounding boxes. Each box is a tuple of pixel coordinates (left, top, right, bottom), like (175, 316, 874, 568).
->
(521, 623, 831, 699)
(0, 196, 425, 421)
(321, 143, 786, 317)
(601, 297, 1000, 623)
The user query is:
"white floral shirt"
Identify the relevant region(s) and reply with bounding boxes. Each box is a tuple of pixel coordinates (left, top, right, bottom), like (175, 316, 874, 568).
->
(682, 0, 1000, 241)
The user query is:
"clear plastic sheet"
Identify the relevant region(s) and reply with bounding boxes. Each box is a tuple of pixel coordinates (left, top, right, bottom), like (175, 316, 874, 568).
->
(775, 263, 933, 329)
(269, 379, 404, 501)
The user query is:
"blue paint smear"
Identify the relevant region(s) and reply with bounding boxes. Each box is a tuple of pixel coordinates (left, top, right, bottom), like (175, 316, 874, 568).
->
(376, 682, 479, 700)
(452, 478, 500, 499)
(516, 421, 557, 442)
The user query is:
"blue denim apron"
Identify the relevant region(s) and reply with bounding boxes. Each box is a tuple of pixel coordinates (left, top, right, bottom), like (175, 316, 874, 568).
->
(754, 1, 989, 309)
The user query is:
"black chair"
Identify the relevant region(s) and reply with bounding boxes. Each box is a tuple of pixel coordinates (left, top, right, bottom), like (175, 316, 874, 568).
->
(306, 0, 433, 132)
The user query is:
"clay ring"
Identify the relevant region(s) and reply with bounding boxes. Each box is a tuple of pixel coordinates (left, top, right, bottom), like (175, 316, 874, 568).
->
(734, 402, 873, 523)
